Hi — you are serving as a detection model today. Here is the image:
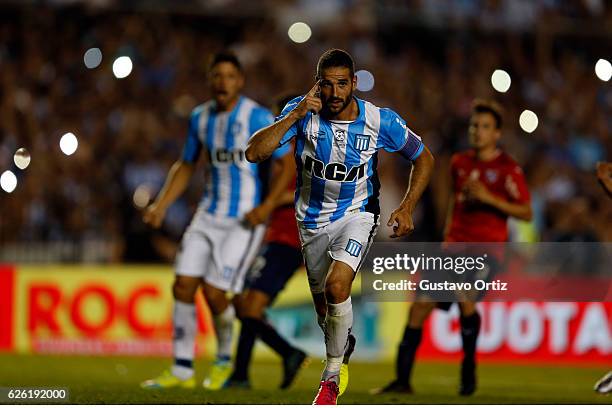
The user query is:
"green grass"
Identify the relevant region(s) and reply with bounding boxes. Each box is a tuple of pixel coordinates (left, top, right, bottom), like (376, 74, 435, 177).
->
(0, 354, 609, 404)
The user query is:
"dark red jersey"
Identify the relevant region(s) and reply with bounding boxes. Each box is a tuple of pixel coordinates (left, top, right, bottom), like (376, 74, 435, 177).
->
(265, 179, 300, 249)
(445, 149, 530, 242)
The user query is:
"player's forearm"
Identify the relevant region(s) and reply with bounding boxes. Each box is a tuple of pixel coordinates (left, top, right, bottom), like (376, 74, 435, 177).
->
(246, 113, 297, 163)
(261, 153, 296, 210)
(153, 160, 194, 210)
(399, 146, 435, 211)
(276, 190, 296, 206)
(486, 197, 532, 221)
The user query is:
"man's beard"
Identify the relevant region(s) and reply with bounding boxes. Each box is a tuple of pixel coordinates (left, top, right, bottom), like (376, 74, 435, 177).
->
(323, 93, 352, 115)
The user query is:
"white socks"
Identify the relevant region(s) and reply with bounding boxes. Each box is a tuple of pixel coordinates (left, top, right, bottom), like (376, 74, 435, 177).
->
(322, 297, 353, 382)
(213, 304, 235, 359)
(171, 300, 196, 380)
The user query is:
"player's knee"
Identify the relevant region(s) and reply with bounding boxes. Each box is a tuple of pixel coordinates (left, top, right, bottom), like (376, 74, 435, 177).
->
(202, 286, 229, 315)
(238, 301, 265, 319)
(408, 302, 434, 327)
(459, 301, 477, 317)
(235, 290, 268, 319)
(324, 280, 350, 304)
(172, 278, 199, 303)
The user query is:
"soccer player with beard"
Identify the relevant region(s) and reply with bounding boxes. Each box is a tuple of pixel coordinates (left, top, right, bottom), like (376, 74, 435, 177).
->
(140, 52, 292, 390)
(374, 99, 532, 397)
(245, 49, 435, 404)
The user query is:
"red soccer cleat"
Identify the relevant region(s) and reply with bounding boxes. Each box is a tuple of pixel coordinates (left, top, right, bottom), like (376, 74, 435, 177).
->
(312, 380, 339, 405)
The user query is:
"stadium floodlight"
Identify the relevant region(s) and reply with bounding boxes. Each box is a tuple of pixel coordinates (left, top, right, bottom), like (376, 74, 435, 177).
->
(594, 58, 612, 82)
(1, 170, 17, 193)
(356, 70, 375, 92)
(83, 48, 103, 69)
(13, 148, 31, 170)
(519, 110, 539, 133)
(491, 69, 511, 93)
(112, 56, 133, 79)
(288, 22, 312, 43)
(60, 132, 79, 156)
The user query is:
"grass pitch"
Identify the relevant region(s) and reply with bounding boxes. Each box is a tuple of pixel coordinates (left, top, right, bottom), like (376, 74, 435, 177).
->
(0, 354, 609, 404)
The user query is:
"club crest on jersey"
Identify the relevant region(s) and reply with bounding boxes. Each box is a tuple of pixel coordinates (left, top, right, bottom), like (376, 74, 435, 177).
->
(231, 122, 242, 135)
(345, 239, 362, 257)
(304, 155, 366, 182)
(334, 129, 346, 141)
(485, 169, 498, 183)
(355, 134, 370, 151)
(334, 128, 346, 147)
(308, 130, 326, 141)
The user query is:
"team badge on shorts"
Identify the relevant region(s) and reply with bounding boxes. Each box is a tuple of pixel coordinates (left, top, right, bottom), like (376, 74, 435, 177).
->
(355, 134, 370, 151)
(345, 239, 362, 257)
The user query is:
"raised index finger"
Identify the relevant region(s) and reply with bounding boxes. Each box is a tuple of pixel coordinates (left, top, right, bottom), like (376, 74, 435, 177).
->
(307, 80, 321, 97)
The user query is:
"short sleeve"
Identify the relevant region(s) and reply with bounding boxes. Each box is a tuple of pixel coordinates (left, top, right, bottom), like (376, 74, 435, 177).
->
(505, 165, 530, 204)
(378, 108, 424, 160)
(181, 107, 203, 163)
(277, 96, 304, 146)
(249, 107, 274, 135)
(271, 141, 291, 159)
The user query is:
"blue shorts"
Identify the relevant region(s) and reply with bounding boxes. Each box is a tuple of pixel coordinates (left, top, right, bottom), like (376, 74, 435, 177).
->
(245, 242, 303, 302)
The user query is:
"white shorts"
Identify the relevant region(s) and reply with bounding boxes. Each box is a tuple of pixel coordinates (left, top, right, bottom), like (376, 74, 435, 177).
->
(175, 209, 265, 293)
(298, 211, 379, 294)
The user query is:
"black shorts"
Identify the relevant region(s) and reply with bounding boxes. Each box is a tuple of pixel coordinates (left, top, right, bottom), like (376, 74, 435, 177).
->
(244, 242, 303, 302)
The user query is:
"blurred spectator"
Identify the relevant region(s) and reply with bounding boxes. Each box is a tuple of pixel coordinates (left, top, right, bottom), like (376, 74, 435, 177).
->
(0, 1, 610, 262)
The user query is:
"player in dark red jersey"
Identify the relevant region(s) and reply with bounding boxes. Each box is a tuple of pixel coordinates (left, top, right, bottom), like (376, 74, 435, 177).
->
(224, 96, 309, 390)
(374, 99, 532, 396)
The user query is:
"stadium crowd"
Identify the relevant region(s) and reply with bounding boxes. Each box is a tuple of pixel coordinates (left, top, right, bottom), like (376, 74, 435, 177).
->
(0, 1, 610, 262)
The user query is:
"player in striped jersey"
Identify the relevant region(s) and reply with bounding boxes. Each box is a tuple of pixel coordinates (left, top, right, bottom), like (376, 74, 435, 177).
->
(246, 49, 435, 404)
(140, 53, 292, 390)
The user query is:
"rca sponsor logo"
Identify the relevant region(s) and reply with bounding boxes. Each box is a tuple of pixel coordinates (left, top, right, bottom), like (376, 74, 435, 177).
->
(304, 155, 366, 182)
(211, 148, 245, 165)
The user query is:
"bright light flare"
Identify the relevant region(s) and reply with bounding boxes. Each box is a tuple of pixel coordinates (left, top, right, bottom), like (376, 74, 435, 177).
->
(112, 56, 133, 79)
(60, 132, 79, 156)
(519, 110, 539, 133)
(356, 70, 375, 92)
(594, 59, 612, 82)
(1, 170, 17, 193)
(288, 22, 312, 43)
(84, 48, 103, 69)
(14, 148, 31, 170)
(491, 69, 511, 93)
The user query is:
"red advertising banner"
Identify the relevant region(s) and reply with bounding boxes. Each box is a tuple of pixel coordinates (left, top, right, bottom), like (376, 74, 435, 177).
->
(420, 301, 611, 364)
(0, 265, 15, 351)
(1, 265, 610, 365)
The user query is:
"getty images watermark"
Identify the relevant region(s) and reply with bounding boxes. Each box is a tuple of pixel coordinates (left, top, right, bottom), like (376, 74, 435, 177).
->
(370, 253, 508, 292)
(360, 242, 612, 302)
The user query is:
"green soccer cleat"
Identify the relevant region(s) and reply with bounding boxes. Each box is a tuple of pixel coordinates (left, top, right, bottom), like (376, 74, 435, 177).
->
(339, 363, 349, 396)
(140, 370, 196, 389)
(203, 359, 233, 391)
(339, 333, 356, 396)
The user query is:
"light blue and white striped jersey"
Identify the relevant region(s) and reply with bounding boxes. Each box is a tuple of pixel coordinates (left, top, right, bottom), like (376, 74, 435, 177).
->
(182, 95, 289, 219)
(278, 96, 424, 229)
